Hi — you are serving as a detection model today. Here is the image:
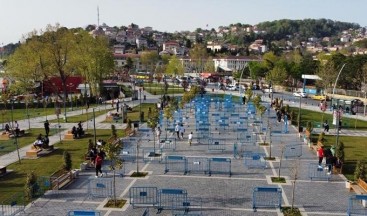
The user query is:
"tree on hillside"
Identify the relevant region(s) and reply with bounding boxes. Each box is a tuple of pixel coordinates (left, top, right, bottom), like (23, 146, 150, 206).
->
(165, 55, 184, 78)
(190, 44, 208, 73)
(266, 65, 288, 86)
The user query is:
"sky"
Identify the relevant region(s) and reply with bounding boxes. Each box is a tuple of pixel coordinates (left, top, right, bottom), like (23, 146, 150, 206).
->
(1, 0, 367, 45)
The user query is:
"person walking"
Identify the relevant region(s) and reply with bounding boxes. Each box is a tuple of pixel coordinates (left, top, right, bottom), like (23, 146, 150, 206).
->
(323, 120, 329, 133)
(155, 126, 161, 142)
(324, 147, 333, 175)
(188, 132, 193, 146)
(175, 124, 180, 139)
(95, 152, 103, 178)
(317, 146, 324, 168)
(44, 120, 50, 136)
(179, 124, 185, 139)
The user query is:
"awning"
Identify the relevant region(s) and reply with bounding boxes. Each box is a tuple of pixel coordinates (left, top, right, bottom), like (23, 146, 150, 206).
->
(201, 73, 212, 78)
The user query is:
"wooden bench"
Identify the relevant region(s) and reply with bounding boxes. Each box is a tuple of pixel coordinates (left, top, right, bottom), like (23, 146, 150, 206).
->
(51, 171, 73, 190)
(25, 149, 43, 158)
(0, 132, 10, 140)
(64, 131, 74, 140)
(350, 178, 367, 195)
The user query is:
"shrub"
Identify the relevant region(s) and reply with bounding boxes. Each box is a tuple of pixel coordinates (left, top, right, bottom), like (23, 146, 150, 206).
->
(335, 141, 345, 162)
(354, 160, 366, 181)
(306, 121, 313, 133)
(24, 171, 37, 201)
(62, 151, 72, 171)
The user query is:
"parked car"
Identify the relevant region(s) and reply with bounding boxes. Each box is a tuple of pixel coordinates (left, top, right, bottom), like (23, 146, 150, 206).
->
(263, 87, 273, 93)
(311, 94, 329, 101)
(293, 92, 308, 98)
(352, 99, 364, 106)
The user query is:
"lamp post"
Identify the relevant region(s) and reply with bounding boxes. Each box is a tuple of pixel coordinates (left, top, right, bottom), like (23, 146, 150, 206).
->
(10, 99, 21, 164)
(332, 63, 347, 147)
(93, 108, 97, 145)
(67, 83, 74, 111)
(139, 88, 142, 123)
(297, 92, 302, 137)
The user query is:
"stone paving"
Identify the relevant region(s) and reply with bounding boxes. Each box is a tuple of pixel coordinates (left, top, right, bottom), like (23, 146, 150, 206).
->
(0, 88, 364, 216)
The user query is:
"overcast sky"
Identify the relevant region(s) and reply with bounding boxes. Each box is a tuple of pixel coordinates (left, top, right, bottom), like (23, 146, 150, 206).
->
(1, 0, 366, 45)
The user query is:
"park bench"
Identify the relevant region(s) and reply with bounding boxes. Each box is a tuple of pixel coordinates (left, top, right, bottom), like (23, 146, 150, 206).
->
(50, 170, 74, 190)
(350, 178, 367, 195)
(0, 132, 10, 140)
(64, 130, 74, 140)
(26, 144, 55, 159)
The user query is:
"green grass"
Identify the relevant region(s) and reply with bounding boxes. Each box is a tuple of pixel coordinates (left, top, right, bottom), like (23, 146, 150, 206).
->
(145, 87, 185, 95)
(103, 103, 156, 123)
(289, 107, 367, 130)
(0, 128, 59, 156)
(0, 128, 126, 202)
(0, 107, 55, 124)
(0, 104, 100, 124)
(310, 135, 367, 180)
(48, 109, 111, 123)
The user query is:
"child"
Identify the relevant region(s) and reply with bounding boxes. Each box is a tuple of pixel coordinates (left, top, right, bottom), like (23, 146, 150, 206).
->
(188, 132, 193, 146)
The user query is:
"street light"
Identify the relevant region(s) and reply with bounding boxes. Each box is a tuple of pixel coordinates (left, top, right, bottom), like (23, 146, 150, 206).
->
(10, 99, 21, 164)
(332, 63, 347, 147)
(139, 88, 142, 123)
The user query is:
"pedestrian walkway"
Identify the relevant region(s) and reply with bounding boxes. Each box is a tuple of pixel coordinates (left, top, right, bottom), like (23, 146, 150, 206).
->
(1, 87, 363, 215)
(0, 93, 159, 167)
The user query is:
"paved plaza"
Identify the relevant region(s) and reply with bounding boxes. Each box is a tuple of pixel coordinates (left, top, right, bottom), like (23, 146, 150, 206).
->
(0, 88, 365, 216)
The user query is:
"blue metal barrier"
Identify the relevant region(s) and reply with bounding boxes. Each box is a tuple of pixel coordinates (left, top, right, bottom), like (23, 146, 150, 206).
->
(129, 187, 158, 208)
(142, 148, 163, 163)
(158, 189, 188, 213)
(284, 144, 302, 158)
(88, 178, 113, 198)
(160, 138, 176, 151)
(172, 197, 203, 216)
(121, 147, 136, 162)
(186, 157, 209, 175)
(252, 187, 282, 211)
(208, 157, 231, 177)
(347, 195, 367, 216)
(308, 163, 331, 181)
(244, 153, 267, 169)
(67, 210, 101, 216)
(165, 155, 187, 174)
(208, 139, 226, 151)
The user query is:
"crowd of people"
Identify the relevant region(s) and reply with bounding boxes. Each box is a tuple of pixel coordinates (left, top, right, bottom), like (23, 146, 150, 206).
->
(71, 121, 85, 139)
(317, 146, 343, 175)
(86, 139, 106, 178)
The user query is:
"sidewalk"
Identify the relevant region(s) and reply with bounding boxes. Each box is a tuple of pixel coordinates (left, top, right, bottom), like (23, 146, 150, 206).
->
(207, 87, 367, 137)
(0, 93, 159, 167)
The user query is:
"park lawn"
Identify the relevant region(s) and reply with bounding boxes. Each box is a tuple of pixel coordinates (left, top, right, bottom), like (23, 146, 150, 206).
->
(289, 107, 367, 130)
(145, 87, 184, 95)
(0, 128, 59, 156)
(0, 107, 56, 124)
(309, 135, 367, 180)
(143, 83, 167, 88)
(103, 103, 156, 123)
(0, 128, 126, 203)
(48, 108, 111, 123)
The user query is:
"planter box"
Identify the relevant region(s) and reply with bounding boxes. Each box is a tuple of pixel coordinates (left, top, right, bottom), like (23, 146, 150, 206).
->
(345, 180, 353, 189)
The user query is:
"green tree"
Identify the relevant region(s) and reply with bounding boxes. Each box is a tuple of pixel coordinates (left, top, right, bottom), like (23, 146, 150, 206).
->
(189, 44, 208, 73)
(140, 51, 159, 73)
(316, 61, 337, 92)
(102, 124, 123, 207)
(147, 106, 160, 154)
(165, 55, 184, 78)
(266, 65, 288, 86)
(204, 57, 215, 72)
(354, 160, 366, 181)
